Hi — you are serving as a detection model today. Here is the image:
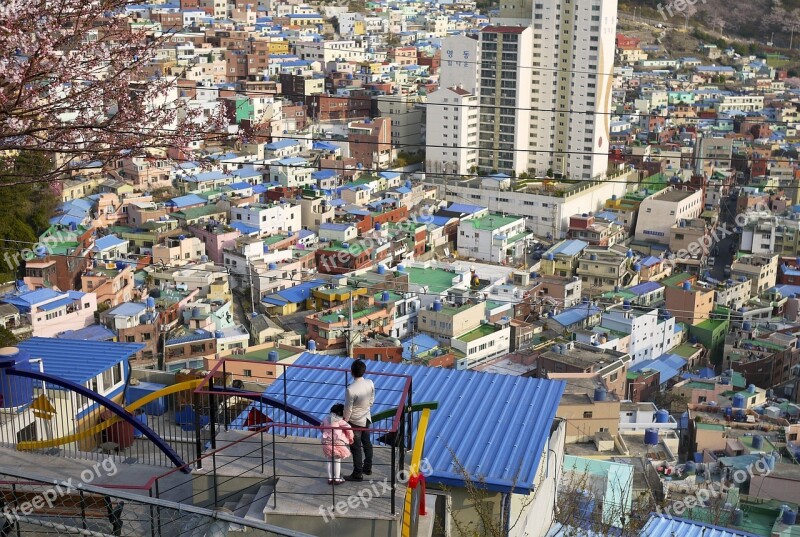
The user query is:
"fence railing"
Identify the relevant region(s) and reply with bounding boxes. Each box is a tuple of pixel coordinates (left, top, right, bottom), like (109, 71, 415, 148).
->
(0, 358, 416, 528)
(0, 467, 316, 537)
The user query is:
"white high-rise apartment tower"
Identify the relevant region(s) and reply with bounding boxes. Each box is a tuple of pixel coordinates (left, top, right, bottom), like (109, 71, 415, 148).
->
(478, 0, 617, 180)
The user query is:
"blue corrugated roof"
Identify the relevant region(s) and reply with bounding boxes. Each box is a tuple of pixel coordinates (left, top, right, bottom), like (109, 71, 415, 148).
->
(312, 169, 337, 180)
(106, 302, 147, 317)
(36, 296, 77, 312)
(265, 139, 300, 150)
(262, 280, 326, 306)
(263, 353, 565, 493)
(319, 222, 353, 232)
(640, 256, 663, 268)
(629, 354, 687, 383)
(166, 329, 213, 346)
(642, 514, 761, 537)
(628, 281, 663, 296)
(230, 221, 260, 235)
(445, 202, 485, 214)
(17, 338, 143, 385)
(552, 304, 600, 327)
(549, 239, 588, 257)
(401, 333, 440, 360)
(226, 182, 253, 191)
(93, 235, 127, 251)
(252, 184, 268, 194)
(168, 194, 207, 208)
(56, 324, 116, 341)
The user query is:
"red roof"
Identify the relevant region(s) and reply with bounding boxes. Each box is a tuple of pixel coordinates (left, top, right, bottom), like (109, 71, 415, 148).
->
(481, 25, 526, 34)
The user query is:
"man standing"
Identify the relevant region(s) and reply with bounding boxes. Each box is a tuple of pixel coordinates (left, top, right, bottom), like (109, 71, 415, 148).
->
(343, 359, 374, 481)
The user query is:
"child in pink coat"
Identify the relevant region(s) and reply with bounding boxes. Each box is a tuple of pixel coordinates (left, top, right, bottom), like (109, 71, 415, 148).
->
(321, 403, 354, 484)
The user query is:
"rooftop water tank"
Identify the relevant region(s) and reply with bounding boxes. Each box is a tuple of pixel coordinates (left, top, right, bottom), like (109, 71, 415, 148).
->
(783, 508, 797, 526)
(0, 347, 35, 408)
(342, 242, 350, 249)
(623, 300, 632, 310)
(34, 245, 47, 258)
(683, 281, 692, 291)
(747, 384, 756, 394)
(594, 387, 607, 402)
(633, 263, 641, 272)
(214, 330, 224, 338)
(375, 222, 381, 231)
(268, 263, 278, 270)
(307, 340, 317, 352)
(656, 409, 670, 423)
(146, 297, 156, 310)
(545, 253, 554, 261)
(644, 428, 659, 446)
(397, 264, 406, 273)
(200, 255, 209, 263)
(733, 393, 746, 408)
(752, 434, 763, 449)
(115, 261, 126, 271)
(626, 249, 633, 258)
(377, 264, 386, 275)
(576, 490, 595, 521)
(268, 351, 279, 362)
(432, 301, 442, 312)
(732, 508, 743, 526)
(381, 291, 390, 303)
(179, 235, 186, 241)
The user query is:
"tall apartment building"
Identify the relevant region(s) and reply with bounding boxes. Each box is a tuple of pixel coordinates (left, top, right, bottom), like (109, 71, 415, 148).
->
(425, 86, 479, 175)
(477, 0, 617, 179)
(477, 25, 533, 174)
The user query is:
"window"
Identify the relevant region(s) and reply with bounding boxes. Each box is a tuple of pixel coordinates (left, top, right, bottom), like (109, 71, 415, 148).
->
(243, 369, 252, 377)
(583, 411, 593, 418)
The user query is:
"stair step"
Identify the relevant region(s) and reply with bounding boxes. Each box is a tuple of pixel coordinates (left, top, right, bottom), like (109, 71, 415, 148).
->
(229, 493, 256, 532)
(244, 485, 273, 523)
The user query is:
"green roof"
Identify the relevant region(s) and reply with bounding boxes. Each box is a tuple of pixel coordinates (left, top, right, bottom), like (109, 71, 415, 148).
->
(696, 422, 725, 431)
(456, 323, 499, 343)
(404, 267, 458, 293)
(466, 213, 521, 232)
(684, 381, 716, 390)
(742, 339, 785, 351)
(175, 204, 226, 220)
(319, 305, 382, 324)
(242, 347, 298, 362)
(264, 235, 287, 246)
(672, 343, 701, 358)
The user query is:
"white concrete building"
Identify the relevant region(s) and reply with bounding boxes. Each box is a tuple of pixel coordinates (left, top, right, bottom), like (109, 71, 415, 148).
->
(452, 324, 511, 369)
(731, 254, 779, 297)
(318, 222, 358, 243)
(715, 95, 765, 113)
(633, 188, 704, 245)
(486, 0, 618, 179)
(597, 304, 677, 363)
(294, 39, 365, 63)
(476, 25, 533, 175)
(425, 86, 479, 176)
(712, 278, 751, 311)
(152, 235, 206, 266)
(438, 34, 479, 94)
(269, 157, 314, 188)
(456, 213, 528, 263)
(230, 203, 302, 235)
(429, 168, 634, 238)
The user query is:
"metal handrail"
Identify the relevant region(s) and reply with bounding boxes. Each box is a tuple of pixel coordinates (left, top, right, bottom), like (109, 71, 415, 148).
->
(0, 468, 316, 537)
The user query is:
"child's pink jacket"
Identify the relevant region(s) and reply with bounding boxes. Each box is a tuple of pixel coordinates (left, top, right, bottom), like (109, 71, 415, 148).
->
(321, 417, 354, 460)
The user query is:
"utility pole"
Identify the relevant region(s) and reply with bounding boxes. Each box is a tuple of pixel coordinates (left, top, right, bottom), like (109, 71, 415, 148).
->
(791, 25, 796, 50)
(247, 261, 256, 317)
(346, 292, 355, 358)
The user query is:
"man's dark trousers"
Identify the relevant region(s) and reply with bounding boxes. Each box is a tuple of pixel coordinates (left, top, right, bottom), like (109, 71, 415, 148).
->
(349, 420, 373, 475)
